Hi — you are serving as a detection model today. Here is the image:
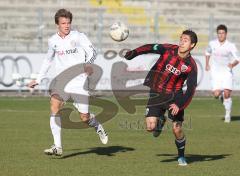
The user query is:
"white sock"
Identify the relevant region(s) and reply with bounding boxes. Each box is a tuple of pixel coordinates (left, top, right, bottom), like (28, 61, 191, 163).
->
(223, 98, 232, 118)
(50, 115, 62, 148)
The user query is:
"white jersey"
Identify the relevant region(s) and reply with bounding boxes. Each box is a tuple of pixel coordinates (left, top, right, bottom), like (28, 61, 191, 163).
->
(205, 39, 239, 72)
(36, 31, 97, 93)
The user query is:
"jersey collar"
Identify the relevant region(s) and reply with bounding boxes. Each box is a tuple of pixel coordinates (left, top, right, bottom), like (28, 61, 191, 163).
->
(57, 31, 72, 39)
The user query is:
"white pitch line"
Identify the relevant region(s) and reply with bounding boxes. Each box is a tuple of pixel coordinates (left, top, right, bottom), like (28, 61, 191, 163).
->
(0, 109, 225, 118)
(192, 97, 215, 100)
(0, 109, 49, 113)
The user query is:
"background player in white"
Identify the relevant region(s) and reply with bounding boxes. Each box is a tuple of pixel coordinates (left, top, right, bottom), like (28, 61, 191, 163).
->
(28, 9, 108, 156)
(205, 24, 239, 123)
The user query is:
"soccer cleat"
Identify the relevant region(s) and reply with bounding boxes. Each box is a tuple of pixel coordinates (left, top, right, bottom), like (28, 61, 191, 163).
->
(153, 116, 166, 137)
(44, 145, 63, 156)
(224, 111, 231, 123)
(177, 157, 188, 166)
(97, 124, 108, 144)
(224, 116, 231, 123)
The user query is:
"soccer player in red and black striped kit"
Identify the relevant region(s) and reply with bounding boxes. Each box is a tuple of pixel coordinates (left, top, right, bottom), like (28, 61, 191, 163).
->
(124, 30, 198, 166)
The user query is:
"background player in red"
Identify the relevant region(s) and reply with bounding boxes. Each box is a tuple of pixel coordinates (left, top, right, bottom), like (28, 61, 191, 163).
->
(124, 30, 198, 166)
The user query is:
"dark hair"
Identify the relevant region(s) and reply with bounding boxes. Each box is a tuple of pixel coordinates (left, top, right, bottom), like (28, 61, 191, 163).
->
(54, 9, 72, 24)
(216, 24, 227, 33)
(182, 29, 198, 48)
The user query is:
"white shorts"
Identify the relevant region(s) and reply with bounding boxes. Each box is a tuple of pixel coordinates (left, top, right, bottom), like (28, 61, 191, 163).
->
(211, 69, 233, 91)
(71, 94, 89, 114)
(50, 78, 89, 114)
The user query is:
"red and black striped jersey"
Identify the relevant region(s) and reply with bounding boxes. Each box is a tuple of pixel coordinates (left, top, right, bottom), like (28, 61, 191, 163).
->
(125, 44, 197, 110)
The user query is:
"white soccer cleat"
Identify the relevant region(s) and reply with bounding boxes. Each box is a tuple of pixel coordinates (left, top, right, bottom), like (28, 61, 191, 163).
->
(97, 124, 108, 144)
(224, 115, 231, 123)
(44, 145, 63, 156)
(224, 118, 231, 123)
(178, 157, 188, 166)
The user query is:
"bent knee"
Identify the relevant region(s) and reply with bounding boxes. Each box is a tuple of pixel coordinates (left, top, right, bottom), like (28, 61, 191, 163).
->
(146, 127, 155, 132)
(172, 125, 183, 136)
(80, 113, 90, 122)
(50, 97, 63, 114)
(172, 127, 181, 134)
(172, 122, 182, 133)
(213, 91, 221, 98)
(146, 116, 157, 132)
(223, 91, 231, 98)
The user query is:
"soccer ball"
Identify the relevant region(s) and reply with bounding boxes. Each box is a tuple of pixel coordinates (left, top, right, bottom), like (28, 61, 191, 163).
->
(109, 22, 129, 42)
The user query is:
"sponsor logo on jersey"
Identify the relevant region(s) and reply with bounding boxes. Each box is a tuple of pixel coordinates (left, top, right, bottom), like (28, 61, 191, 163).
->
(165, 64, 181, 75)
(65, 48, 78, 54)
(153, 44, 158, 51)
(56, 48, 78, 56)
(57, 50, 65, 56)
(181, 64, 188, 72)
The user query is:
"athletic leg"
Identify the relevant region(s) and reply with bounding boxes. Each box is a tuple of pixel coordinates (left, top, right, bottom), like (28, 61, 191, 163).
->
(169, 110, 187, 166)
(73, 94, 108, 144)
(223, 89, 232, 122)
(44, 95, 64, 156)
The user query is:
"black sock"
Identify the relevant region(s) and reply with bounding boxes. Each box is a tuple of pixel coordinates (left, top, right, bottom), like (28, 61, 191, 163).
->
(175, 137, 186, 158)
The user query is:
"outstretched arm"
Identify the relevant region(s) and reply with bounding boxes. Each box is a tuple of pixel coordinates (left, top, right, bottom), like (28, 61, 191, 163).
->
(124, 44, 167, 60)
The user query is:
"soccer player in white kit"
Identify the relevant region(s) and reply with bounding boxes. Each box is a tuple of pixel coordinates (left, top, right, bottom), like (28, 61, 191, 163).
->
(205, 24, 239, 123)
(28, 9, 108, 156)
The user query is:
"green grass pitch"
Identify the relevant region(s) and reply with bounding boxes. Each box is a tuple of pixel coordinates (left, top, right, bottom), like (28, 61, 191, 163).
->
(0, 96, 240, 176)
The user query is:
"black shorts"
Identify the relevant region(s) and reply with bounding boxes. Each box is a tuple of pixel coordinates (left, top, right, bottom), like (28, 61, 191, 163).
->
(145, 89, 184, 122)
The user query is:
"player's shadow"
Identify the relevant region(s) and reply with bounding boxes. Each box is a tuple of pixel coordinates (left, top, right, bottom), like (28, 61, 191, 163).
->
(59, 145, 135, 159)
(157, 153, 231, 164)
(229, 116, 240, 121)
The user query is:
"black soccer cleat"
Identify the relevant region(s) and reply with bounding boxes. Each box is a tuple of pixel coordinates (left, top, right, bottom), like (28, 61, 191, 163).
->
(153, 116, 166, 137)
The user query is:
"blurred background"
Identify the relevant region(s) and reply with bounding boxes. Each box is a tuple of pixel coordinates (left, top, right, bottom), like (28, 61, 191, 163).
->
(0, 0, 240, 94)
